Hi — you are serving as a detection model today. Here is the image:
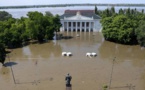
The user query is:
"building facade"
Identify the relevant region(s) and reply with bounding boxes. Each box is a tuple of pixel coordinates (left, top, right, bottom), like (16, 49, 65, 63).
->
(60, 10, 101, 32)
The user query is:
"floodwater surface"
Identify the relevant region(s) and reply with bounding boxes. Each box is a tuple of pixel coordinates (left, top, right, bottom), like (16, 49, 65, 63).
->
(0, 32, 145, 90)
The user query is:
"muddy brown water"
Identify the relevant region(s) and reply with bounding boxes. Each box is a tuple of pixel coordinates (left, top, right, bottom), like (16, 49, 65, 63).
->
(0, 32, 145, 90)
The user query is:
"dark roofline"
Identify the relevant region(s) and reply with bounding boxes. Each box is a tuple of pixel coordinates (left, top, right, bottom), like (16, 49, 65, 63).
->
(60, 10, 101, 19)
(65, 10, 95, 14)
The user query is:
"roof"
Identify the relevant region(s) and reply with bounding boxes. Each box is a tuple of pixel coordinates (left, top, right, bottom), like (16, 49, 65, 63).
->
(60, 10, 101, 19)
(65, 10, 95, 14)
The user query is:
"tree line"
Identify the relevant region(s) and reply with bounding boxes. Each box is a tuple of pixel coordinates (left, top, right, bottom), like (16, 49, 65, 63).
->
(95, 6, 145, 46)
(0, 11, 61, 66)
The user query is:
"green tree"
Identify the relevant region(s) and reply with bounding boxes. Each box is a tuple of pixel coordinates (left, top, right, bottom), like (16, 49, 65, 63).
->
(100, 8, 145, 45)
(142, 9, 144, 14)
(110, 7, 115, 16)
(102, 15, 137, 44)
(44, 14, 61, 40)
(0, 43, 6, 66)
(102, 8, 111, 18)
(135, 20, 145, 46)
(26, 11, 46, 42)
(45, 11, 53, 17)
(18, 17, 29, 42)
(0, 11, 12, 21)
(118, 8, 124, 15)
(126, 8, 131, 17)
(95, 5, 98, 14)
(25, 11, 61, 42)
(0, 11, 61, 48)
(52, 14, 62, 33)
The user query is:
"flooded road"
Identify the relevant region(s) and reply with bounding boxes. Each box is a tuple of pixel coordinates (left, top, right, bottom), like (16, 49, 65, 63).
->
(0, 32, 145, 90)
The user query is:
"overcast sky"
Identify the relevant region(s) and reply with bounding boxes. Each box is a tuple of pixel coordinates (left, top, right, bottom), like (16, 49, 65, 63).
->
(0, 0, 145, 6)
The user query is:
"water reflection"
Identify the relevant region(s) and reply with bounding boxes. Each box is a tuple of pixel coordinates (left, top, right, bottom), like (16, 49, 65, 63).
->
(1, 6, 145, 18)
(2, 32, 145, 90)
(99, 41, 145, 67)
(23, 41, 62, 59)
(61, 32, 103, 46)
(22, 46, 31, 56)
(58, 32, 103, 56)
(9, 41, 62, 61)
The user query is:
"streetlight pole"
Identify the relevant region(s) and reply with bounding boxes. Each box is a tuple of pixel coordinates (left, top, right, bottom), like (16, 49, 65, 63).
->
(108, 57, 116, 90)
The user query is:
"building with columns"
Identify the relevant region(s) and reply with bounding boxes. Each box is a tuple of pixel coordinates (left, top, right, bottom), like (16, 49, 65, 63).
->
(60, 10, 101, 32)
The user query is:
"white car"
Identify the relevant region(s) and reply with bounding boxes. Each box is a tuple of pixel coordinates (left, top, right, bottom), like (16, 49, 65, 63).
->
(66, 52, 72, 56)
(62, 52, 67, 56)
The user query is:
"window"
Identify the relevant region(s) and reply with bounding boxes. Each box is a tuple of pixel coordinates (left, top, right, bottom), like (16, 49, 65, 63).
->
(69, 22, 71, 27)
(73, 22, 76, 27)
(82, 22, 84, 27)
(77, 22, 80, 27)
(86, 22, 89, 27)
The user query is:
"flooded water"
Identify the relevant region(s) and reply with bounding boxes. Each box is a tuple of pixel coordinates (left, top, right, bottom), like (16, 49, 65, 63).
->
(1, 6, 145, 18)
(0, 32, 145, 90)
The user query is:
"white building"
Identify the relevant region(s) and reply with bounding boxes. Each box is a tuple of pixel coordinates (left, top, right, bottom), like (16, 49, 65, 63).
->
(60, 10, 101, 32)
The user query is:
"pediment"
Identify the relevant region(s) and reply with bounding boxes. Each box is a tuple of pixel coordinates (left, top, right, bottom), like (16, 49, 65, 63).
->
(64, 14, 93, 20)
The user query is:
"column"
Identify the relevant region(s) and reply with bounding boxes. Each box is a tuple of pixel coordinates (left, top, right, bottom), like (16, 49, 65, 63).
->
(76, 22, 78, 32)
(89, 22, 91, 32)
(61, 21, 64, 31)
(66, 22, 69, 36)
(67, 22, 69, 32)
(62, 22, 65, 31)
(93, 21, 95, 31)
(80, 22, 82, 32)
(71, 22, 73, 32)
(64, 22, 66, 31)
(92, 22, 94, 32)
(84, 22, 86, 32)
(71, 22, 73, 36)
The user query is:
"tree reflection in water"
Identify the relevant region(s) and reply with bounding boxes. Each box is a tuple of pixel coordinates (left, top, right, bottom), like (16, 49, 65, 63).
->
(25, 41, 62, 59)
